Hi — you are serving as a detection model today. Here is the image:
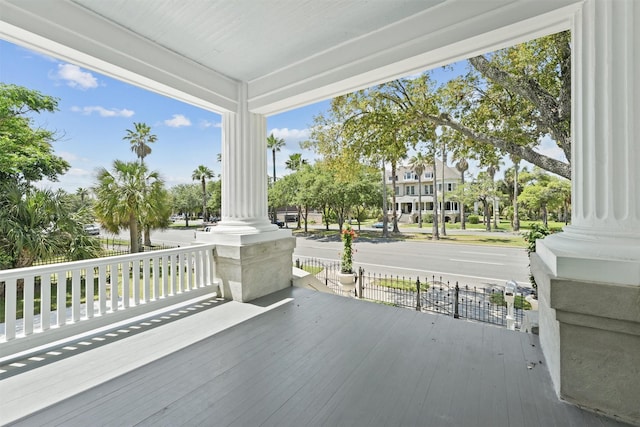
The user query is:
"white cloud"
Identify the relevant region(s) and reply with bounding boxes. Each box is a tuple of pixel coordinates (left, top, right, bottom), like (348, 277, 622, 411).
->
(66, 167, 92, 177)
(53, 64, 98, 89)
(199, 119, 222, 129)
(268, 128, 310, 142)
(70, 105, 135, 117)
(164, 114, 192, 128)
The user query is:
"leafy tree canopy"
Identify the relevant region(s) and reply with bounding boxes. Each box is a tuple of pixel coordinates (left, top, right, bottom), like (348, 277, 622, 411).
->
(0, 83, 69, 182)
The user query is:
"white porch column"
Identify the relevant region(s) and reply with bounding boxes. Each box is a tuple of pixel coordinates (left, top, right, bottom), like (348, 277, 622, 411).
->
(533, 1, 640, 424)
(203, 82, 294, 302)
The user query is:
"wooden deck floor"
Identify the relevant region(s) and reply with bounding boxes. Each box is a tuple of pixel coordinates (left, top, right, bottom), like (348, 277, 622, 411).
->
(4, 287, 630, 426)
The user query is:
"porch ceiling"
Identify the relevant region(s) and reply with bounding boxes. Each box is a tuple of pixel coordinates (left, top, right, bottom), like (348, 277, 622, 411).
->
(0, 0, 581, 114)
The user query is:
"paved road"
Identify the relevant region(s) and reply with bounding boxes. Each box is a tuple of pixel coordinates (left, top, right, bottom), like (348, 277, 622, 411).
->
(106, 224, 531, 289)
(293, 235, 530, 289)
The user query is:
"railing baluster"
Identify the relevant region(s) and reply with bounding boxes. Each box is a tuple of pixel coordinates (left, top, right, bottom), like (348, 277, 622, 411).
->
(4, 278, 17, 340)
(110, 262, 119, 311)
(162, 255, 169, 297)
(86, 268, 95, 317)
(56, 271, 67, 326)
(153, 256, 160, 298)
(143, 257, 150, 302)
(72, 268, 81, 322)
(23, 276, 34, 335)
(41, 273, 51, 330)
(99, 265, 108, 314)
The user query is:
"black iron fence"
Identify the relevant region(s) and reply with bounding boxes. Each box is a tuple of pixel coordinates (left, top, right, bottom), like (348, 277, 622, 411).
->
(294, 256, 530, 330)
(32, 241, 178, 267)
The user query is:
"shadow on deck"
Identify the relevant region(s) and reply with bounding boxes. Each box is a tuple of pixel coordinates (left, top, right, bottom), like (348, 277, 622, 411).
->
(1, 287, 630, 426)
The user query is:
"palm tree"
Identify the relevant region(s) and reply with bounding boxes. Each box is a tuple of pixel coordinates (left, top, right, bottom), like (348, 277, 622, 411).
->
(408, 152, 428, 228)
(431, 152, 440, 240)
(285, 153, 307, 171)
(440, 144, 447, 237)
(94, 160, 166, 253)
(486, 162, 501, 229)
(192, 165, 214, 221)
(0, 182, 101, 270)
(267, 133, 285, 223)
(455, 159, 469, 229)
(76, 187, 89, 203)
(123, 122, 157, 165)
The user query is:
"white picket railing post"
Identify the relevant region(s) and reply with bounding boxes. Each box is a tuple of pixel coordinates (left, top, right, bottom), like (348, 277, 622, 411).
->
(72, 268, 81, 322)
(41, 273, 51, 330)
(23, 276, 34, 335)
(4, 279, 17, 341)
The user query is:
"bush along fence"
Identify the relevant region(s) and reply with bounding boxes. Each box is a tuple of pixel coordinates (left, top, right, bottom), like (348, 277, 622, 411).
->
(294, 256, 530, 330)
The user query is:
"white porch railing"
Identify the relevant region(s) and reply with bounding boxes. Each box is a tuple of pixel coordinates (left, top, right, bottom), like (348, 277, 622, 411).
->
(1, 244, 218, 356)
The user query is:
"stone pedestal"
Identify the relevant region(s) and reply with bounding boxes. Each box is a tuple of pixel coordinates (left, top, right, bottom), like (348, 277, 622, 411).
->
(532, 253, 640, 425)
(210, 230, 295, 302)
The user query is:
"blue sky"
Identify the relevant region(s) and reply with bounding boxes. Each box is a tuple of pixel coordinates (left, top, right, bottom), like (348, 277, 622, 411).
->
(1, 39, 330, 193)
(1, 39, 565, 193)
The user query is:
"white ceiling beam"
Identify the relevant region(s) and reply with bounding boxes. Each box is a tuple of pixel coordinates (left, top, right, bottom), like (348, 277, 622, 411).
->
(248, 0, 582, 116)
(0, 0, 239, 114)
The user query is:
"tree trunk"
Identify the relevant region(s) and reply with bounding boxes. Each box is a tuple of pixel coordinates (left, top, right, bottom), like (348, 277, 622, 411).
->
(130, 215, 139, 253)
(144, 226, 151, 247)
(381, 161, 389, 238)
(391, 161, 399, 233)
(484, 200, 491, 231)
(441, 147, 446, 236)
(417, 175, 422, 228)
(460, 171, 466, 230)
(432, 157, 439, 240)
(513, 163, 520, 231)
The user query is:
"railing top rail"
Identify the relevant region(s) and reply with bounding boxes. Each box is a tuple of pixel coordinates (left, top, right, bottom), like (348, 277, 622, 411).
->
(0, 243, 215, 280)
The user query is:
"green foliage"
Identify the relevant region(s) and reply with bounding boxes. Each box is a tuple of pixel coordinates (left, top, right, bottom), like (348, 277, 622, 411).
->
(340, 224, 356, 273)
(93, 160, 169, 253)
(468, 214, 480, 224)
(0, 84, 69, 182)
(522, 223, 551, 255)
(0, 85, 101, 270)
(123, 122, 157, 163)
(490, 293, 532, 310)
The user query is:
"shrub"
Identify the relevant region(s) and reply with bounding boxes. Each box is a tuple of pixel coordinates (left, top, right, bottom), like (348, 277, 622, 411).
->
(424, 213, 434, 223)
(468, 214, 480, 224)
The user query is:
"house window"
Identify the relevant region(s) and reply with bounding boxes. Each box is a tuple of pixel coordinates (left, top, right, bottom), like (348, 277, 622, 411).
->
(395, 186, 399, 195)
(447, 183, 455, 191)
(425, 185, 433, 195)
(406, 186, 415, 195)
(404, 172, 413, 180)
(424, 172, 433, 179)
(438, 183, 442, 191)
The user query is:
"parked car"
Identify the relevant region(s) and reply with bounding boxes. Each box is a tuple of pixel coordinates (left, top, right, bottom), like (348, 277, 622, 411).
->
(372, 222, 392, 230)
(83, 224, 100, 235)
(274, 219, 284, 228)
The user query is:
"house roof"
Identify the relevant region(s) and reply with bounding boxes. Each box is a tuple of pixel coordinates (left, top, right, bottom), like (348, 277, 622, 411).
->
(0, 0, 582, 115)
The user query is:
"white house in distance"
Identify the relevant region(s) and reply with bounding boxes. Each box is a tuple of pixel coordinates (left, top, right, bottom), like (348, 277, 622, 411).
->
(390, 161, 461, 223)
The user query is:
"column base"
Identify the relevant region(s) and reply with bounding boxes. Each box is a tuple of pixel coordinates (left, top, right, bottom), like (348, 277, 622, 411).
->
(532, 234, 640, 425)
(205, 229, 295, 302)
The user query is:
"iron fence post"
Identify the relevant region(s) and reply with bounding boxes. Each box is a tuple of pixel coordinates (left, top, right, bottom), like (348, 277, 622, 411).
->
(358, 267, 364, 299)
(416, 277, 421, 311)
(454, 282, 460, 319)
(295, 258, 300, 269)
